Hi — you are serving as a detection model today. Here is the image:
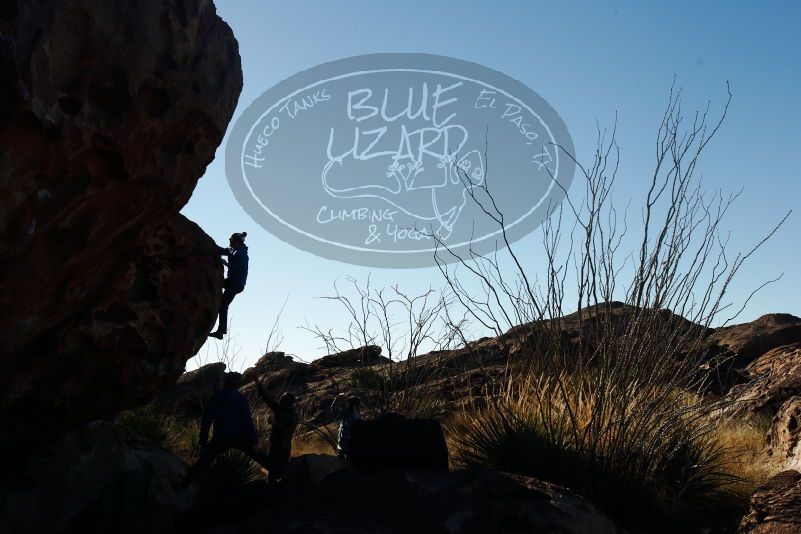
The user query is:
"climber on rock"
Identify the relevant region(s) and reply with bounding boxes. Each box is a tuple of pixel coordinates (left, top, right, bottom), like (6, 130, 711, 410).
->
(209, 231, 248, 339)
(181, 372, 269, 489)
(255, 377, 300, 483)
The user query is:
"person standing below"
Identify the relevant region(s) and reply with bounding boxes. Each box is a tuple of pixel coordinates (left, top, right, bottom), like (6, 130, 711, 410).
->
(331, 392, 362, 458)
(255, 377, 300, 483)
(209, 232, 248, 339)
(181, 372, 269, 489)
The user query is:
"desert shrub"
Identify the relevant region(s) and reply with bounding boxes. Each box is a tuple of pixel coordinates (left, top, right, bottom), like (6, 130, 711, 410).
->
(116, 408, 182, 451)
(308, 276, 461, 421)
(115, 407, 202, 464)
(349, 367, 385, 392)
(382, 367, 445, 420)
(346, 363, 445, 420)
(195, 450, 265, 499)
(438, 84, 788, 531)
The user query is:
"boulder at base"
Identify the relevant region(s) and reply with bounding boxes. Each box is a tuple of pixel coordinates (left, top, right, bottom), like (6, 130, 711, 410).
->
(227, 468, 619, 534)
(0, 421, 191, 534)
(349, 413, 450, 470)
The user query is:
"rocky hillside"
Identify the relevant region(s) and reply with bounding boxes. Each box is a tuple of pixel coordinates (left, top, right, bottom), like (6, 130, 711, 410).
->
(158, 306, 801, 533)
(173, 307, 801, 440)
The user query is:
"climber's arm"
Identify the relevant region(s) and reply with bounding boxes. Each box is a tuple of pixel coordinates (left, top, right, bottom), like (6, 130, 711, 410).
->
(256, 377, 280, 412)
(331, 392, 345, 418)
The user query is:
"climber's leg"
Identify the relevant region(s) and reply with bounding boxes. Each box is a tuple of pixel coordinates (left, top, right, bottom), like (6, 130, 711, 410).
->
(209, 281, 243, 338)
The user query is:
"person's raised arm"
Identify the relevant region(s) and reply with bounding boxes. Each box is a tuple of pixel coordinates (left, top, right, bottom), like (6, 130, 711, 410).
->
(256, 376, 280, 412)
(331, 392, 345, 418)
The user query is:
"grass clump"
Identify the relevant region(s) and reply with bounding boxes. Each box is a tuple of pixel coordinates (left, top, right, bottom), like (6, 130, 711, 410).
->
(195, 450, 265, 498)
(116, 407, 185, 453)
(347, 364, 445, 420)
(451, 378, 742, 531)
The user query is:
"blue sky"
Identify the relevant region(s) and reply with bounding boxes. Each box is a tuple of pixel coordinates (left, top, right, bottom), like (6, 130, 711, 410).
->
(183, 0, 801, 371)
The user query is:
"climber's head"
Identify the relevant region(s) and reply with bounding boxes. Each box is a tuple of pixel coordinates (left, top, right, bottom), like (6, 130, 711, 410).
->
(229, 231, 247, 249)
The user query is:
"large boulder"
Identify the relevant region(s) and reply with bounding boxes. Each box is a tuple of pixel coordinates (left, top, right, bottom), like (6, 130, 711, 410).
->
(241, 351, 302, 386)
(0, 0, 242, 449)
(227, 468, 620, 533)
(739, 470, 801, 533)
(349, 413, 450, 470)
(284, 453, 348, 487)
(0, 421, 192, 534)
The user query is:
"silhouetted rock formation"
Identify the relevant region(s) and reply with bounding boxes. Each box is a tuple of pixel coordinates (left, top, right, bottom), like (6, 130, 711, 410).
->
(241, 351, 297, 386)
(0, 0, 242, 450)
(155, 361, 226, 417)
(181, 466, 620, 534)
(314, 344, 388, 368)
(0, 421, 191, 533)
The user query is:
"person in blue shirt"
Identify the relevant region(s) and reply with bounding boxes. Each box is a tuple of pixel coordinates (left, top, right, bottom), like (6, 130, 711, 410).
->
(181, 372, 269, 489)
(209, 232, 248, 339)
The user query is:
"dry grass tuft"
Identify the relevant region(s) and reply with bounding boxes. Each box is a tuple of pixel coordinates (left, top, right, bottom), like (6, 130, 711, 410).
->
(712, 412, 774, 496)
(446, 373, 774, 532)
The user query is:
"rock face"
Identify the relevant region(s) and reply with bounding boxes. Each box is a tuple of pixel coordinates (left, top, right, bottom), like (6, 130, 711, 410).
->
(729, 343, 801, 413)
(739, 470, 801, 533)
(0, 0, 242, 449)
(0, 421, 192, 534)
(768, 397, 801, 471)
(241, 351, 297, 385)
